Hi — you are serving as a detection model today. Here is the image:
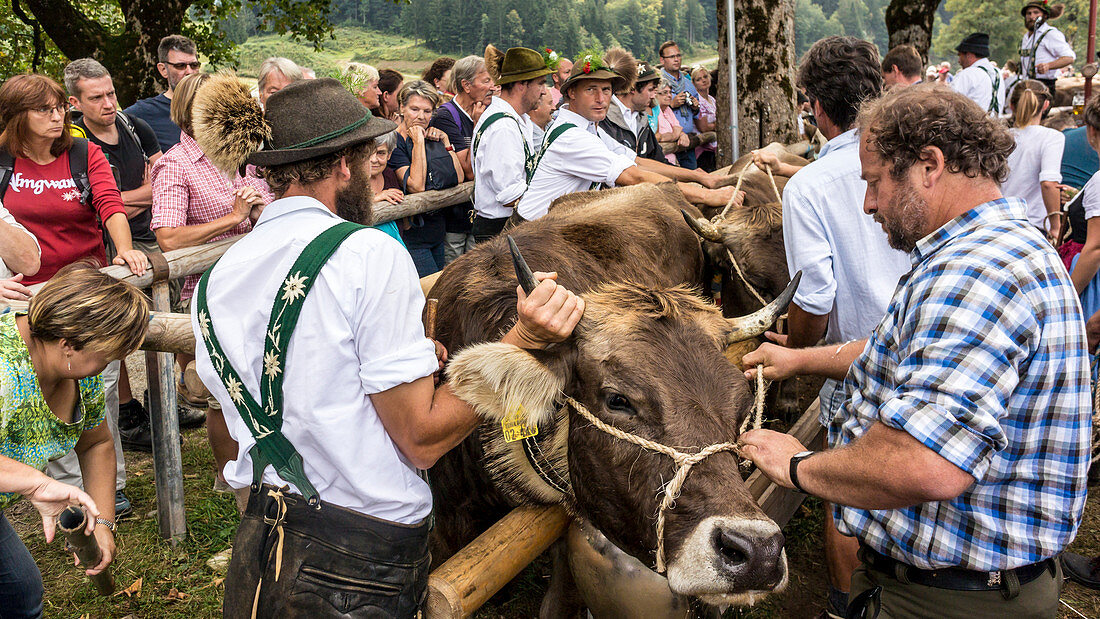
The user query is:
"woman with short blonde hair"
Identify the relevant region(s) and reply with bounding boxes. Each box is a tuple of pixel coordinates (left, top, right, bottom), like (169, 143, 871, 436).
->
(0, 263, 149, 615)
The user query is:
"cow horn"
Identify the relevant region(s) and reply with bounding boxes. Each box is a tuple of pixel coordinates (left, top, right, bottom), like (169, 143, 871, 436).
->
(725, 271, 802, 344)
(680, 209, 724, 243)
(508, 235, 541, 294)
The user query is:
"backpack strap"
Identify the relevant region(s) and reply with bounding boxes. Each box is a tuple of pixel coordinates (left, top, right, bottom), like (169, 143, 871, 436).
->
(115, 112, 147, 163)
(0, 148, 13, 201)
(67, 138, 92, 206)
(195, 221, 365, 505)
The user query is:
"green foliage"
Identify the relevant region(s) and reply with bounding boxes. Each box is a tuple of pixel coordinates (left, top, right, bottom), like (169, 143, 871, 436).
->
(235, 26, 440, 77)
(794, 0, 844, 59)
(0, 3, 67, 81)
(932, 0, 1094, 66)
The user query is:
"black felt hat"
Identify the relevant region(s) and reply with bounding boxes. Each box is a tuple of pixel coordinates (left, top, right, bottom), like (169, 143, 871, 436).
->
(247, 78, 396, 167)
(955, 33, 991, 58)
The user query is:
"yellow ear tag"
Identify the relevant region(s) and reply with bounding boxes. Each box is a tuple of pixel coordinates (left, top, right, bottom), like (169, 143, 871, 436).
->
(502, 405, 539, 443)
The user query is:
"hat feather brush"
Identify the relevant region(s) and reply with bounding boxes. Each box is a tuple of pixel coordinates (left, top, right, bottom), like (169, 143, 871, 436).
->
(193, 73, 271, 176)
(602, 47, 638, 93)
(485, 44, 506, 83)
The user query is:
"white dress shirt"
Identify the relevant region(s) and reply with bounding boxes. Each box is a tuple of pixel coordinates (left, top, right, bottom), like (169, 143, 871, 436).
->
(1020, 23, 1076, 81)
(951, 57, 1007, 115)
(472, 97, 535, 220)
(0, 201, 38, 279)
(1003, 124, 1065, 227)
(612, 95, 639, 137)
(517, 108, 636, 221)
(192, 196, 438, 524)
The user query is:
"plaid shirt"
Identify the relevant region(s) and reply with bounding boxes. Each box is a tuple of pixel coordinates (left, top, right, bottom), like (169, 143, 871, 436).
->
(150, 133, 272, 299)
(831, 197, 1091, 571)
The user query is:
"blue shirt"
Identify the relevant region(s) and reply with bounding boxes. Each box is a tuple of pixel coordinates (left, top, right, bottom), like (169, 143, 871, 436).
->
(124, 93, 181, 151)
(660, 69, 699, 134)
(1061, 126, 1100, 189)
(832, 197, 1090, 571)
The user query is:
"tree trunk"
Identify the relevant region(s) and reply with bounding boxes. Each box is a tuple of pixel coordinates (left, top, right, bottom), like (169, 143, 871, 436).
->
(20, 0, 191, 105)
(885, 0, 941, 62)
(716, 0, 797, 167)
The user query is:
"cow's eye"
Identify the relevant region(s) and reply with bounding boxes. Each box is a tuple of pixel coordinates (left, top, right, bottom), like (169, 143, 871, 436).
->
(605, 393, 634, 413)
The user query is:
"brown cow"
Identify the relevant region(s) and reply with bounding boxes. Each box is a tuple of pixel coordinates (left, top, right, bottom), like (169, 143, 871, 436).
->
(429, 183, 799, 605)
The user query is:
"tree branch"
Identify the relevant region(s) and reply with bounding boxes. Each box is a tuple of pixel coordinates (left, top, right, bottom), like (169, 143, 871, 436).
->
(20, 0, 109, 59)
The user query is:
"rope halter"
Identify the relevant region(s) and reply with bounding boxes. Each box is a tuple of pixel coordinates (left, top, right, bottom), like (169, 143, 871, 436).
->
(561, 369, 766, 573)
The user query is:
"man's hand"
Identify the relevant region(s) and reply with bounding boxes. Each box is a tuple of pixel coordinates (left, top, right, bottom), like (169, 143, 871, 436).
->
(1035, 62, 1048, 74)
(742, 332, 806, 382)
(25, 477, 99, 542)
(672, 92, 688, 107)
(677, 133, 691, 149)
(376, 188, 405, 204)
(471, 101, 487, 124)
(1059, 184, 1078, 205)
(700, 187, 744, 208)
(738, 429, 809, 490)
(508, 271, 585, 348)
(1047, 219, 1063, 248)
(77, 526, 115, 576)
(432, 340, 448, 386)
(0, 274, 32, 301)
(1086, 309, 1100, 352)
(112, 249, 148, 276)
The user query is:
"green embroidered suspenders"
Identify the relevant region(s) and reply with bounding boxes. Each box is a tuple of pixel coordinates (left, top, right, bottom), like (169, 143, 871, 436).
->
(979, 65, 1002, 113)
(472, 112, 536, 181)
(1020, 28, 1052, 79)
(195, 221, 365, 505)
(528, 122, 601, 191)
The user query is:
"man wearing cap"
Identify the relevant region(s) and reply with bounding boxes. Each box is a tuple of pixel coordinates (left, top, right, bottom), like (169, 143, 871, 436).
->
(470, 45, 552, 243)
(516, 52, 738, 222)
(191, 78, 585, 617)
(1020, 0, 1075, 95)
(952, 33, 1007, 115)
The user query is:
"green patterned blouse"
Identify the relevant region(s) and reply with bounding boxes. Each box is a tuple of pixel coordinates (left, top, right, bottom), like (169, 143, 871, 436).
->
(0, 313, 106, 510)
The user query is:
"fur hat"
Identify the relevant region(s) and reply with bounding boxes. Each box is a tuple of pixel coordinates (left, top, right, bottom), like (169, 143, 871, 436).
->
(192, 73, 270, 175)
(1021, 1, 1064, 19)
(559, 48, 637, 96)
(485, 44, 554, 86)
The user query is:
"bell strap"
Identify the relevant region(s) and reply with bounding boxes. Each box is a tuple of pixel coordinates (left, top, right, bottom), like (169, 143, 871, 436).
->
(195, 221, 365, 504)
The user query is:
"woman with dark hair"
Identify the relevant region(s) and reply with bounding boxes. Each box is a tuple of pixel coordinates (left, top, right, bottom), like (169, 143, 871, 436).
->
(0, 263, 150, 617)
(422, 57, 456, 100)
(1002, 80, 1065, 243)
(375, 69, 404, 122)
(389, 81, 463, 276)
(0, 74, 147, 284)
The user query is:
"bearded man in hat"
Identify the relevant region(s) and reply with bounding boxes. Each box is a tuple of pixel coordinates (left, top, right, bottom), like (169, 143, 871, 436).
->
(470, 45, 552, 243)
(516, 51, 739, 222)
(952, 33, 1007, 115)
(191, 77, 585, 618)
(1020, 1, 1075, 94)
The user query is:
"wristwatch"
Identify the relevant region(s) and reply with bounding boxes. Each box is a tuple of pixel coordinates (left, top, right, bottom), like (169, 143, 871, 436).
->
(789, 451, 815, 494)
(96, 518, 117, 533)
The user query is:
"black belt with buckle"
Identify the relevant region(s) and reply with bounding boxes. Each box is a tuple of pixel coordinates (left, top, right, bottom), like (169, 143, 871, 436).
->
(859, 545, 1056, 592)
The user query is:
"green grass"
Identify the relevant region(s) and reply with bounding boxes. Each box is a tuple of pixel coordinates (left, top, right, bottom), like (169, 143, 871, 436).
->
(233, 26, 445, 80)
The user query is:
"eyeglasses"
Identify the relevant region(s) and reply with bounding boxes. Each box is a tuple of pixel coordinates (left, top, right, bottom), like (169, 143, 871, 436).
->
(662, 53, 683, 59)
(30, 104, 65, 116)
(165, 61, 202, 70)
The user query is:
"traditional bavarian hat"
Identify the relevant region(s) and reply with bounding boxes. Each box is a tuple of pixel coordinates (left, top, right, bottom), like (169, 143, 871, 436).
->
(955, 33, 991, 58)
(1021, 0, 1064, 18)
(634, 59, 661, 85)
(247, 77, 396, 167)
(484, 45, 554, 86)
(559, 48, 638, 96)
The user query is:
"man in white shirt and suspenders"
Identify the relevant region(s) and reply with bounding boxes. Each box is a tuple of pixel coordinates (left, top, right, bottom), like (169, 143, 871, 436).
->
(192, 77, 584, 618)
(1019, 0, 1076, 96)
(470, 45, 552, 243)
(952, 33, 1007, 116)
(516, 51, 739, 223)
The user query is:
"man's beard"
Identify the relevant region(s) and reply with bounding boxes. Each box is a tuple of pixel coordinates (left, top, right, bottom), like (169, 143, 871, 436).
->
(1026, 17, 1037, 31)
(874, 179, 929, 252)
(334, 163, 374, 224)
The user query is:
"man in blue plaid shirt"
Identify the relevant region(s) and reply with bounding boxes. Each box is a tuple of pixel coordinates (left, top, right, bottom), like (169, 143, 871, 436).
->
(741, 84, 1091, 616)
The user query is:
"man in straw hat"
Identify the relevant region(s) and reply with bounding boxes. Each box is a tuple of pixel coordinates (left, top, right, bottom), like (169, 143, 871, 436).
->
(952, 33, 1007, 115)
(516, 50, 739, 222)
(190, 77, 584, 617)
(470, 44, 552, 243)
(1020, 0, 1075, 94)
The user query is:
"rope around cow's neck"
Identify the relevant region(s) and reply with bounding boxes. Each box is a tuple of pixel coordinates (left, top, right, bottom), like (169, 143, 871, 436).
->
(714, 162, 784, 308)
(561, 367, 767, 573)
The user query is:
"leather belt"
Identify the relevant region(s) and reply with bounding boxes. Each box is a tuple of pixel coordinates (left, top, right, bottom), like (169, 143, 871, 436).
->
(859, 545, 1056, 592)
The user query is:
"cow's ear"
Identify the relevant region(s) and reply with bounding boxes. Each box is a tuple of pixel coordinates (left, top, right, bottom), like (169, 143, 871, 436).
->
(447, 342, 566, 427)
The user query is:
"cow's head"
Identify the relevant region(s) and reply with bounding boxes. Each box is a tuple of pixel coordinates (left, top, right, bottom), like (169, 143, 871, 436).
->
(447, 240, 799, 605)
(683, 205, 789, 308)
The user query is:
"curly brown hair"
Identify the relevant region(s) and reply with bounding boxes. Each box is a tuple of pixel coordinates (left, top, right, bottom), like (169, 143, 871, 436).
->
(1084, 94, 1100, 131)
(857, 84, 1015, 183)
(260, 141, 373, 197)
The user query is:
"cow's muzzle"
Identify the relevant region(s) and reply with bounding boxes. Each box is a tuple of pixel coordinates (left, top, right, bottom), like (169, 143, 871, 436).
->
(666, 517, 788, 606)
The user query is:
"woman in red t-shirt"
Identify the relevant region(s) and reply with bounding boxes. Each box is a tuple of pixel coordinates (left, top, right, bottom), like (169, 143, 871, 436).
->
(0, 75, 147, 285)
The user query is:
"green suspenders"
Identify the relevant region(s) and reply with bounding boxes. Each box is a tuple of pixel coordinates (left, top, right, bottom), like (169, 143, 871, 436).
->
(528, 122, 601, 191)
(195, 221, 365, 505)
(472, 112, 535, 181)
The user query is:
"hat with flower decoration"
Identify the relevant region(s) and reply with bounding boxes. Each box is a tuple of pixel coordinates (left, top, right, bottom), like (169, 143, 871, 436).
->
(1021, 0, 1064, 18)
(559, 48, 638, 96)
